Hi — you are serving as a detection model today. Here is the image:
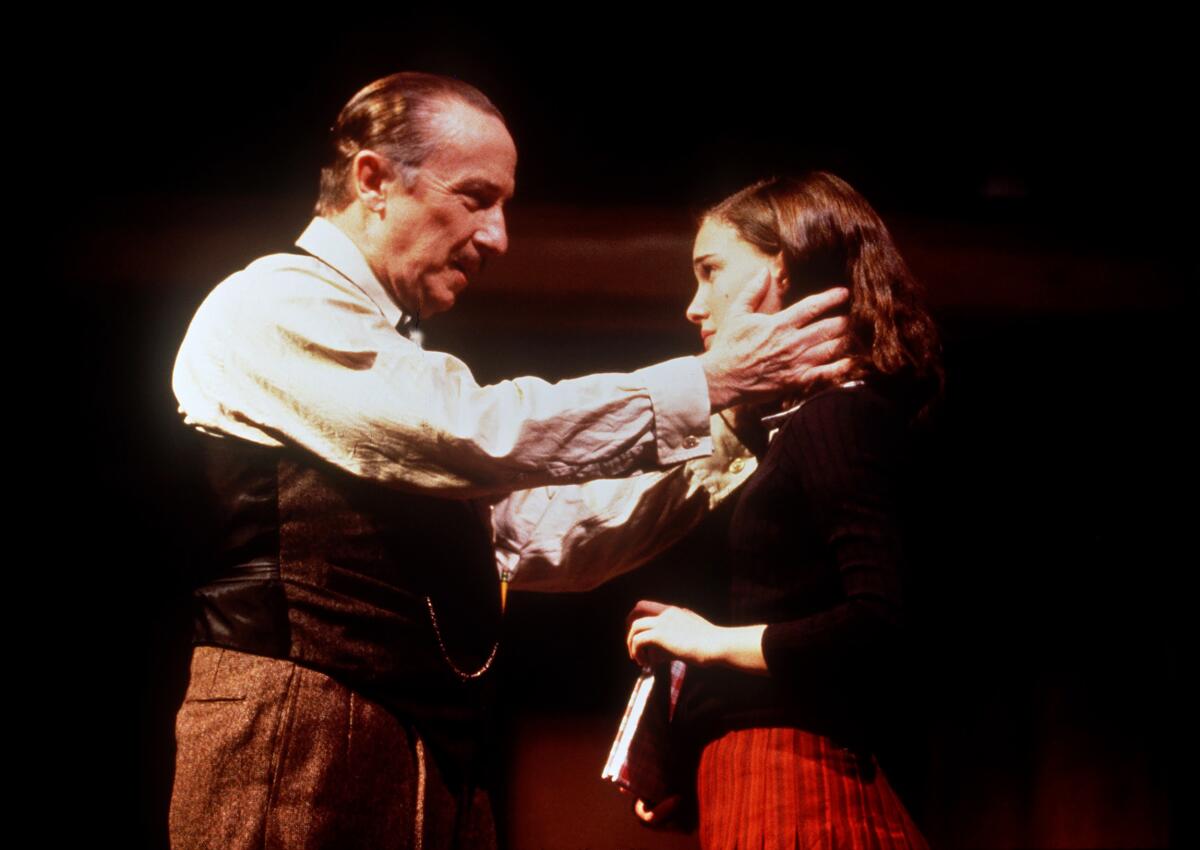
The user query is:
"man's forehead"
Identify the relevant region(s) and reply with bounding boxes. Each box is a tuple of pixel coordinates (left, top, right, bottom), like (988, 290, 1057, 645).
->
(423, 99, 517, 192)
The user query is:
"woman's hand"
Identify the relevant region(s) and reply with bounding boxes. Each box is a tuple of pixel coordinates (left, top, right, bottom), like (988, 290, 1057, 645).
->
(626, 600, 723, 667)
(634, 794, 682, 826)
(625, 600, 769, 673)
(618, 787, 685, 829)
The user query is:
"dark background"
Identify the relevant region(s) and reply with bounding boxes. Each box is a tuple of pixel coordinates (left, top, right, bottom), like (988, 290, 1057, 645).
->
(57, 18, 1184, 849)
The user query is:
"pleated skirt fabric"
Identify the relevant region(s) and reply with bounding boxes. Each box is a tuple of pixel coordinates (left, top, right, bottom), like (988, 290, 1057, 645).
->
(696, 727, 928, 850)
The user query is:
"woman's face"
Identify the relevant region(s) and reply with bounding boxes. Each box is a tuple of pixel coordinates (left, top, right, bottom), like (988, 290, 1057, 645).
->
(688, 217, 787, 350)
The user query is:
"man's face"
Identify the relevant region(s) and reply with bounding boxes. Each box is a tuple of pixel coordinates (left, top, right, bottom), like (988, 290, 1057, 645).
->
(378, 99, 517, 318)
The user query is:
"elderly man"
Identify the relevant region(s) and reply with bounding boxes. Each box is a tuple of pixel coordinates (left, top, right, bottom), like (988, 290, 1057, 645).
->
(169, 72, 847, 849)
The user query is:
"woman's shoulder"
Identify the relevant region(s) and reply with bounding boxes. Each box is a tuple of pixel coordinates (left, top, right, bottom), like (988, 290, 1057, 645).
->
(784, 380, 906, 435)
(767, 380, 910, 468)
(761, 381, 913, 505)
(804, 379, 896, 409)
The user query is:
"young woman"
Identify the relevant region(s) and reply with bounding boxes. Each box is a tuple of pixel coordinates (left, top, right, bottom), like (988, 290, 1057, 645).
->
(626, 172, 941, 849)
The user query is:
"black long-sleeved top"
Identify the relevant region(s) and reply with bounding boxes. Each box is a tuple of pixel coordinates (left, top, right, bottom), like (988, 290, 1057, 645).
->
(676, 382, 914, 753)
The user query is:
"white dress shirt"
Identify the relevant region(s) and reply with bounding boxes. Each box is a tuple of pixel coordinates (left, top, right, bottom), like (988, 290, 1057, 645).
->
(173, 217, 755, 588)
(493, 408, 755, 590)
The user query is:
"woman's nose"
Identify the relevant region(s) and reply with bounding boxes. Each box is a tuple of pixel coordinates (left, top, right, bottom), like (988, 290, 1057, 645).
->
(685, 288, 707, 324)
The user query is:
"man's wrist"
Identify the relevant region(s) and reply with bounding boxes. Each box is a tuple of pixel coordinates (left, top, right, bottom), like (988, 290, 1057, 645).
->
(635, 356, 712, 464)
(698, 351, 736, 412)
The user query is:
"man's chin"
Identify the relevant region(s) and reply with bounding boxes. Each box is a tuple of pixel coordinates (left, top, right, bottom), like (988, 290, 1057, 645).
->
(422, 272, 469, 317)
(422, 289, 460, 317)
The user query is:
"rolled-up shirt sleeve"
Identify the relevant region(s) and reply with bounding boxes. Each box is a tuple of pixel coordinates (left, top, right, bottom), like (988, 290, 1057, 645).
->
(493, 409, 757, 591)
(173, 254, 713, 499)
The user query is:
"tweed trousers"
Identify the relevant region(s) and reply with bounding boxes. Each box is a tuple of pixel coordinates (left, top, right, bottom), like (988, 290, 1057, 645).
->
(169, 646, 495, 850)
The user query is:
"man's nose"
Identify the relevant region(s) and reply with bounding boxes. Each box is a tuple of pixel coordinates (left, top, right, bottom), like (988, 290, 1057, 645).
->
(474, 206, 508, 256)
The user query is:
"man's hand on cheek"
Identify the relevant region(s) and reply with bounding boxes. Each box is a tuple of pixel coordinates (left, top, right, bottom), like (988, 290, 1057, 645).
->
(700, 274, 852, 411)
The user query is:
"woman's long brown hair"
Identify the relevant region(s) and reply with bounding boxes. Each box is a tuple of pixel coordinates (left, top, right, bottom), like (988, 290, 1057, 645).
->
(706, 172, 944, 420)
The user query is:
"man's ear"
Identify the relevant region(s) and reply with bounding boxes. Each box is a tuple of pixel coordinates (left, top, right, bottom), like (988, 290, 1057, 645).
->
(351, 150, 398, 213)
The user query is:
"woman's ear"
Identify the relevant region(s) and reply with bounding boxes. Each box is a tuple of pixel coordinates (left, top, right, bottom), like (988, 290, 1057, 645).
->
(771, 254, 790, 299)
(758, 255, 791, 314)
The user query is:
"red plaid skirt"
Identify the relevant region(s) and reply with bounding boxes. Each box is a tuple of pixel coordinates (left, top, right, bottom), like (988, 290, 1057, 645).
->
(697, 727, 928, 850)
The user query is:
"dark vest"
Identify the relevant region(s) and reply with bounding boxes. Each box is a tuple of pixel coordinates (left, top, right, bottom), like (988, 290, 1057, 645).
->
(187, 430, 503, 771)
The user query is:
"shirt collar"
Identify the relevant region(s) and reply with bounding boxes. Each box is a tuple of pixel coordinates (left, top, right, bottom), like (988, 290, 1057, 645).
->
(759, 379, 867, 432)
(295, 217, 410, 330)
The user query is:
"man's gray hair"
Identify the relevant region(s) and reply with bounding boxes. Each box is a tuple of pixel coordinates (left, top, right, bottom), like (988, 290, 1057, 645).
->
(314, 72, 505, 216)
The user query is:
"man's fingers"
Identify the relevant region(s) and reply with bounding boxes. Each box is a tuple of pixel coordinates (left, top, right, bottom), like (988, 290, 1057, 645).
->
(786, 314, 850, 350)
(797, 356, 856, 387)
(790, 334, 852, 371)
(728, 269, 771, 317)
(774, 285, 850, 327)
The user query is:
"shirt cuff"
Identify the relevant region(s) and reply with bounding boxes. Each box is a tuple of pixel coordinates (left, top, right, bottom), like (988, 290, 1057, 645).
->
(633, 356, 712, 465)
(684, 412, 757, 508)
